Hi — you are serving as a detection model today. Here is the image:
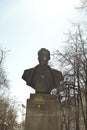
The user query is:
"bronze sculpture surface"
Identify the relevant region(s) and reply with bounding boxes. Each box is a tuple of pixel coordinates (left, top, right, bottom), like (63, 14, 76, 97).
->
(22, 48, 63, 94)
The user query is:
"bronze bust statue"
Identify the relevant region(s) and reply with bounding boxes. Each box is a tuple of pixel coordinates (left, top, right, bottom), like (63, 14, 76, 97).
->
(22, 48, 63, 94)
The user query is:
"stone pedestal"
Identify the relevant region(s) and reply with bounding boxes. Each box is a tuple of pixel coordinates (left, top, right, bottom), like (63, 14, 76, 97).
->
(24, 94, 61, 130)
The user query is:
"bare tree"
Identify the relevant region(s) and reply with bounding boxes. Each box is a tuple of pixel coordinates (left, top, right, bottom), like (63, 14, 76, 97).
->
(52, 24, 87, 130)
(77, 0, 87, 12)
(0, 48, 19, 130)
(0, 95, 18, 130)
(0, 49, 9, 89)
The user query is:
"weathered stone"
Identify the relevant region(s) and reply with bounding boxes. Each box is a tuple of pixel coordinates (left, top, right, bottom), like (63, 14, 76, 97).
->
(24, 94, 61, 130)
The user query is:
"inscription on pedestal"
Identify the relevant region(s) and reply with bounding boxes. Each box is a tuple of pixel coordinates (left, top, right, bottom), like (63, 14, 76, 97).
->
(24, 94, 61, 130)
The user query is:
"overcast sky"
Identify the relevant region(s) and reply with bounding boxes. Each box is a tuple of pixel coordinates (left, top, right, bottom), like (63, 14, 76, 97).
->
(0, 0, 84, 107)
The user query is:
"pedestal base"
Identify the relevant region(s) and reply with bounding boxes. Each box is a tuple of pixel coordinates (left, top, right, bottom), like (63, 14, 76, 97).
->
(25, 94, 61, 130)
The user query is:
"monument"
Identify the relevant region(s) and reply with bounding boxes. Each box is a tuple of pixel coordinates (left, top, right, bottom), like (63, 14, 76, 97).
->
(22, 48, 64, 130)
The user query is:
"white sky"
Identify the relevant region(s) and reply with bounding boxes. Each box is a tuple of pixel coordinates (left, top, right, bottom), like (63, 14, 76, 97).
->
(0, 0, 83, 107)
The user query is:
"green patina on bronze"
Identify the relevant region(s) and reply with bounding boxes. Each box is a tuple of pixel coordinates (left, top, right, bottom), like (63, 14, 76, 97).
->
(32, 96, 45, 105)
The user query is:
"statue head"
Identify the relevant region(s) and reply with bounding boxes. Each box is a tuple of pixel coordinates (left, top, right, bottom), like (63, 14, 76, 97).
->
(38, 48, 50, 66)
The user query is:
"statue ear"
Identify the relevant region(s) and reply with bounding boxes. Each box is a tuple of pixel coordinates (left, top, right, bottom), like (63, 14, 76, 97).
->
(48, 56, 50, 60)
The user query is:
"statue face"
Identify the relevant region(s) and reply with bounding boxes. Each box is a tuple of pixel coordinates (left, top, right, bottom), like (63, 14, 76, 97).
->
(38, 55, 49, 66)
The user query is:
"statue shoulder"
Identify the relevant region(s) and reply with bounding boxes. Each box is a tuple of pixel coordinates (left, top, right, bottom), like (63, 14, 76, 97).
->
(22, 65, 39, 86)
(22, 67, 36, 80)
(52, 68, 64, 81)
(52, 68, 62, 74)
(24, 67, 35, 74)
